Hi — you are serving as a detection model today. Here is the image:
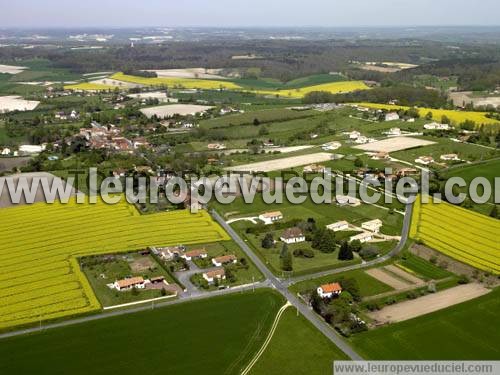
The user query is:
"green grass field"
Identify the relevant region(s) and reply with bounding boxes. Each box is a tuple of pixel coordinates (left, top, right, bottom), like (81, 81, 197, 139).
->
(397, 253, 453, 280)
(289, 268, 394, 297)
(351, 287, 500, 359)
(0, 290, 285, 375)
(250, 308, 348, 375)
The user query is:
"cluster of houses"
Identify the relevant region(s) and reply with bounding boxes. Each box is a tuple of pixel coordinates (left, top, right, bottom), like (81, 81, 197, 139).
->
(154, 246, 238, 285)
(78, 121, 149, 153)
(303, 164, 326, 173)
(327, 218, 383, 244)
(415, 154, 460, 165)
(54, 110, 79, 121)
(346, 131, 376, 145)
(78, 121, 149, 152)
(424, 122, 450, 131)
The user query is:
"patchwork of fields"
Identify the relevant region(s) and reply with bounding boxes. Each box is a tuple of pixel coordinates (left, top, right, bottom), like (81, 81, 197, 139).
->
(410, 196, 499, 274)
(107, 72, 369, 98)
(0, 198, 229, 330)
(356, 102, 500, 126)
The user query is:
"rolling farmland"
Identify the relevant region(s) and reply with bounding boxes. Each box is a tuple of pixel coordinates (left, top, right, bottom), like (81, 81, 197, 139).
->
(356, 102, 500, 126)
(0, 198, 229, 330)
(410, 196, 500, 274)
(109, 73, 369, 98)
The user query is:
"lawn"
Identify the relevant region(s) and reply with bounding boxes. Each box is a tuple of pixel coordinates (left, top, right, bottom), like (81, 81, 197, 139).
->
(0, 290, 285, 375)
(0, 197, 229, 330)
(351, 287, 500, 359)
(250, 308, 349, 375)
(289, 268, 394, 297)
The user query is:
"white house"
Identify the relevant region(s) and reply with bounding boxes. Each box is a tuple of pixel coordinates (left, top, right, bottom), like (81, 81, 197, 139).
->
(114, 276, 145, 291)
(385, 127, 401, 136)
(158, 246, 182, 260)
(203, 268, 226, 283)
(385, 112, 400, 121)
(327, 221, 349, 232)
(348, 131, 361, 140)
(317, 282, 343, 298)
(440, 154, 460, 161)
(211, 254, 237, 267)
(321, 141, 341, 151)
(361, 219, 383, 233)
(335, 195, 361, 207)
(19, 144, 46, 154)
(415, 156, 434, 165)
(181, 249, 208, 261)
(280, 227, 305, 244)
(424, 122, 450, 130)
(259, 211, 283, 225)
(349, 232, 373, 243)
(1, 148, 11, 156)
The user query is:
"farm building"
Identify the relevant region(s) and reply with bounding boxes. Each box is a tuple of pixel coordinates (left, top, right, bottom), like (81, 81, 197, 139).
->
(362, 219, 383, 233)
(424, 122, 450, 130)
(385, 112, 400, 121)
(182, 249, 208, 261)
(280, 227, 305, 244)
(321, 141, 341, 151)
(207, 143, 226, 150)
(384, 127, 401, 136)
(212, 254, 237, 267)
(1, 148, 11, 155)
(113, 277, 145, 291)
(327, 221, 349, 232)
(440, 154, 460, 161)
(335, 195, 361, 207)
(349, 232, 374, 243)
(203, 269, 226, 283)
(371, 151, 389, 160)
(317, 282, 342, 298)
(415, 156, 434, 165)
(259, 211, 283, 225)
(303, 164, 326, 173)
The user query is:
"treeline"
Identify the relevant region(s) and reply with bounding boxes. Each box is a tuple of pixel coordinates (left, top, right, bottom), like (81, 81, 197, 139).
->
(304, 86, 449, 108)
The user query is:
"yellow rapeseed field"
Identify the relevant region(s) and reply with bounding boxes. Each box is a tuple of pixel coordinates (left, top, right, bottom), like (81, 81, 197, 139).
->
(63, 83, 117, 91)
(110, 72, 243, 90)
(0, 197, 229, 330)
(410, 195, 500, 274)
(108, 72, 369, 98)
(355, 102, 500, 126)
(250, 81, 370, 98)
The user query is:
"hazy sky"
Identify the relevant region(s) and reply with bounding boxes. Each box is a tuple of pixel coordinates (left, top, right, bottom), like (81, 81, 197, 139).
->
(1, 0, 499, 28)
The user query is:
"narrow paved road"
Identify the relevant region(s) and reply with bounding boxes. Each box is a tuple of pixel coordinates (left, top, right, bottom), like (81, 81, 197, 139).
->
(211, 210, 364, 360)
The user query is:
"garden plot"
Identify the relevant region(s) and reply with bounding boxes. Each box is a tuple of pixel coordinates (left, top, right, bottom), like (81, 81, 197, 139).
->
(368, 283, 490, 324)
(0, 95, 40, 113)
(354, 136, 436, 153)
(140, 104, 213, 118)
(365, 268, 412, 290)
(225, 152, 333, 173)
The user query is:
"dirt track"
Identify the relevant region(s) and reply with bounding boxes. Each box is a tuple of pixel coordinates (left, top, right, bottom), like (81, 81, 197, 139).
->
(368, 283, 490, 324)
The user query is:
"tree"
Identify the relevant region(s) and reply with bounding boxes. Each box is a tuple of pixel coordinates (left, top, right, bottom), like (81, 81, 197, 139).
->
(319, 230, 336, 253)
(261, 233, 274, 249)
(280, 243, 293, 271)
(490, 205, 498, 219)
(350, 239, 362, 253)
(338, 241, 354, 260)
(425, 111, 433, 120)
(253, 118, 260, 126)
(354, 157, 364, 168)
